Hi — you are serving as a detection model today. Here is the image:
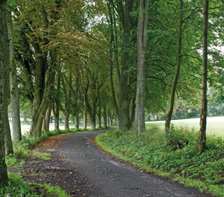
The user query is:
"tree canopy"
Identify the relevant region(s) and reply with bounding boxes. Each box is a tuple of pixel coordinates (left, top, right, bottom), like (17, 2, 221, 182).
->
(3, 0, 224, 146)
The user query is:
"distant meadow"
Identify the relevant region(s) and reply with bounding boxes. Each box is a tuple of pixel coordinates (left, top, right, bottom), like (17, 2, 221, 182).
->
(146, 116, 224, 137)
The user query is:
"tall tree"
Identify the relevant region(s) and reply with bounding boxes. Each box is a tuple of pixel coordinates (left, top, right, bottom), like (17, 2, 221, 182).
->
(0, 0, 9, 186)
(14, 0, 63, 137)
(135, 0, 149, 136)
(108, 0, 138, 130)
(4, 63, 13, 155)
(53, 70, 61, 130)
(165, 0, 184, 136)
(61, 71, 72, 130)
(8, 8, 22, 142)
(199, 0, 209, 153)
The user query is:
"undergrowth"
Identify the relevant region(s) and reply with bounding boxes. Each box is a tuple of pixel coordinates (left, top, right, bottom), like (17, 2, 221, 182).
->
(4, 127, 96, 196)
(96, 125, 224, 197)
(6, 128, 91, 168)
(0, 173, 69, 197)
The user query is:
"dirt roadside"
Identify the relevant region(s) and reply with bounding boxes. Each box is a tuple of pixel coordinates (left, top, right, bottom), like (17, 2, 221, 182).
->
(8, 134, 98, 196)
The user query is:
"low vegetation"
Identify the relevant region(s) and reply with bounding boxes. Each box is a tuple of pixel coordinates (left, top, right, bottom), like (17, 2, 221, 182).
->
(96, 126, 224, 197)
(0, 173, 68, 197)
(2, 128, 91, 196)
(6, 128, 90, 168)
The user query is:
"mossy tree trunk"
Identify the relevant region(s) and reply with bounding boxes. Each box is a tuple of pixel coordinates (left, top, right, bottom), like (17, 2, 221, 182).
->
(0, 0, 9, 186)
(135, 0, 149, 136)
(42, 104, 51, 132)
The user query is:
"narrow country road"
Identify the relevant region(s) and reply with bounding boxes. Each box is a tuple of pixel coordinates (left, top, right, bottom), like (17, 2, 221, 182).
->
(59, 130, 212, 197)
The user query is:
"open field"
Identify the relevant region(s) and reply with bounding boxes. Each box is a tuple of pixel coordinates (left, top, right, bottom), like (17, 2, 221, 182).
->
(9, 122, 91, 136)
(10, 116, 224, 137)
(146, 116, 224, 137)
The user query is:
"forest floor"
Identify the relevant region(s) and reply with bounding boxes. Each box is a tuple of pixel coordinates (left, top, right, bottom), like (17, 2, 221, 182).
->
(8, 131, 213, 197)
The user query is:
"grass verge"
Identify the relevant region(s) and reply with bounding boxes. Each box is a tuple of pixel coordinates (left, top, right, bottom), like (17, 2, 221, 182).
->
(96, 125, 224, 197)
(0, 173, 68, 196)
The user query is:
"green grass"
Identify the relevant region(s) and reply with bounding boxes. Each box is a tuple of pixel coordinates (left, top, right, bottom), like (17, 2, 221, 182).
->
(96, 126, 224, 197)
(32, 150, 52, 160)
(0, 173, 69, 197)
(146, 116, 224, 137)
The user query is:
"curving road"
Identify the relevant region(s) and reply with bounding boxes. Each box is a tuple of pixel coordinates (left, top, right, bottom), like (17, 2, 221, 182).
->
(59, 130, 212, 197)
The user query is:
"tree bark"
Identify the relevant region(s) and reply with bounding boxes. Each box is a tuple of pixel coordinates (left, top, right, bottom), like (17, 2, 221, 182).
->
(64, 113, 69, 130)
(0, 0, 9, 186)
(8, 10, 22, 142)
(29, 51, 47, 137)
(130, 95, 136, 127)
(30, 65, 55, 137)
(4, 51, 13, 155)
(4, 111, 13, 155)
(165, 0, 183, 136)
(103, 103, 107, 128)
(54, 71, 61, 130)
(83, 99, 87, 129)
(98, 96, 102, 128)
(90, 101, 97, 130)
(42, 104, 51, 132)
(111, 0, 134, 130)
(199, 0, 209, 153)
(74, 77, 80, 130)
(135, 0, 149, 136)
(75, 114, 79, 130)
(108, 3, 119, 117)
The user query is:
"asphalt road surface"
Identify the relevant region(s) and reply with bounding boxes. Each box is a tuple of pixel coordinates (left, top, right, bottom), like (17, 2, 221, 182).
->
(59, 130, 212, 197)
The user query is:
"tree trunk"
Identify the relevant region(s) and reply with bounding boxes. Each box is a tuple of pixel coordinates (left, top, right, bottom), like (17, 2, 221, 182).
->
(4, 60, 13, 154)
(75, 114, 79, 130)
(108, 3, 119, 117)
(103, 104, 107, 128)
(54, 71, 61, 130)
(30, 66, 55, 137)
(0, 0, 9, 186)
(83, 99, 87, 129)
(91, 117, 96, 130)
(91, 101, 97, 130)
(108, 110, 112, 127)
(42, 104, 51, 132)
(62, 72, 72, 130)
(98, 96, 102, 128)
(165, 0, 183, 136)
(135, 0, 149, 136)
(4, 114, 13, 155)
(29, 53, 47, 137)
(64, 113, 69, 130)
(199, 0, 209, 153)
(4, 9, 13, 154)
(115, 0, 134, 131)
(130, 95, 135, 127)
(8, 10, 22, 142)
(118, 48, 131, 130)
